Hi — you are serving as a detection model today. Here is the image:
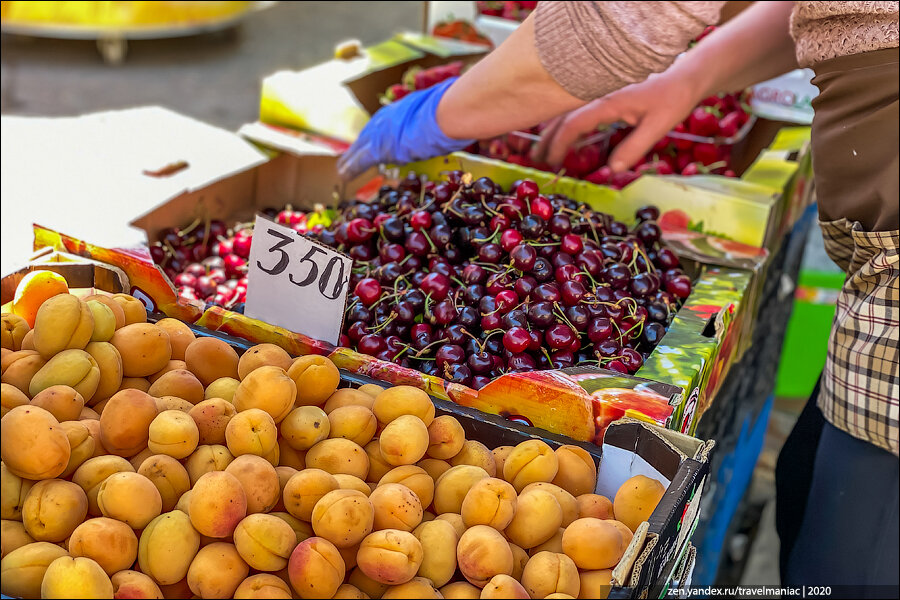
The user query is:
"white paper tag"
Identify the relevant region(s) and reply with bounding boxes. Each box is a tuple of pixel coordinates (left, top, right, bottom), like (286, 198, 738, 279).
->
(245, 215, 351, 345)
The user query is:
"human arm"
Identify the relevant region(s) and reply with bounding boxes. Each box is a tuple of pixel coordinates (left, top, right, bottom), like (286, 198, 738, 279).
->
(537, 0, 799, 170)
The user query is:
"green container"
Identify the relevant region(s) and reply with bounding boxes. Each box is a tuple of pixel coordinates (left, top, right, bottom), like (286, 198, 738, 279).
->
(775, 270, 845, 397)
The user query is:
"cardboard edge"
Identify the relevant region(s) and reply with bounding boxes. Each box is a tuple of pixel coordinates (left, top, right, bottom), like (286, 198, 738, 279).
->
(613, 520, 649, 586)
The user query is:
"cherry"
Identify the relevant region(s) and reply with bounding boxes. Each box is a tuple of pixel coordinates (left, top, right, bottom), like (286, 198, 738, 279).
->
(636, 206, 661, 222)
(444, 363, 472, 384)
(551, 252, 575, 269)
(494, 290, 518, 313)
(656, 247, 680, 269)
(604, 263, 631, 289)
(528, 302, 556, 328)
(405, 232, 430, 257)
(468, 351, 493, 374)
(513, 276, 536, 299)
(508, 353, 537, 372)
(173, 273, 197, 288)
(478, 243, 503, 264)
(232, 233, 252, 259)
(502, 309, 528, 329)
(606, 360, 629, 373)
(516, 180, 539, 202)
(560, 280, 587, 306)
(519, 215, 546, 238)
(565, 305, 591, 331)
(545, 323, 576, 349)
(631, 273, 659, 297)
(380, 243, 405, 263)
(587, 318, 614, 343)
(510, 244, 537, 271)
(471, 375, 492, 390)
(531, 257, 554, 282)
(436, 345, 465, 368)
(550, 350, 575, 369)
(608, 221, 629, 237)
(500, 229, 524, 252)
(481, 313, 502, 330)
(548, 214, 572, 236)
(558, 234, 583, 255)
(555, 264, 582, 285)
(530, 196, 554, 221)
(596, 339, 621, 358)
(186, 263, 207, 278)
(621, 348, 644, 371)
(666, 275, 692, 299)
(635, 221, 661, 246)
(358, 334, 387, 355)
(464, 284, 486, 304)
(643, 321, 666, 345)
(462, 264, 487, 284)
(409, 211, 432, 231)
(418, 272, 450, 300)
(503, 327, 531, 353)
(490, 214, 512, 231)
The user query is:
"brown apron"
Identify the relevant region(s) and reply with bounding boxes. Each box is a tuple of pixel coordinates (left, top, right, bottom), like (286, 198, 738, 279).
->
(809, 47, 900, 455)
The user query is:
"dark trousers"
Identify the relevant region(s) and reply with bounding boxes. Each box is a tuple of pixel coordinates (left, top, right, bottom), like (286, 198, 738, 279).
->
(775, 383, 900, 596)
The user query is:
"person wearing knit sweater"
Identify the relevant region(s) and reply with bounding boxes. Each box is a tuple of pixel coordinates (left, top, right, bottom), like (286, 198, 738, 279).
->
(339, 2, 898, 591)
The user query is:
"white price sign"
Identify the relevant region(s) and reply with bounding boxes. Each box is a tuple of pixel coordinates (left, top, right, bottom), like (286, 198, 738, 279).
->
(245, 214, 352, 345)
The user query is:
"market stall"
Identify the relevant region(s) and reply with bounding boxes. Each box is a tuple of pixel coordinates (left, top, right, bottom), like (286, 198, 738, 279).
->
(0, 12, 827, 600)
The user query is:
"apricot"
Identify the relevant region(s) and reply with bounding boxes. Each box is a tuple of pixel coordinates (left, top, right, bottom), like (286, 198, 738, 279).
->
(282, 468, 339, 522)
(32, 294, 93, 359)
(148, 369, 204, 405)
(552, 445, 597, 497)
(97, 472, 162, 529)
(287, 355, 340, 406)
(138, 454, 191, 512)
(97, 388, 158, 458)
(357, 529, 422, 585)
(382, 576, 441, 598)
(481, 574, 530, 599)
(225, 454, 280, 514)
(29, 384, 83, 421)
(80, 406, 101, 421)
(110, 570, 163, 599)
(578, 569, 613, 600)
(82, 294, 125, 330)
(460, 477, 517, 529)
(85, 300, 116, 342)
(0, 382, 29, 417)
(184, 444, 234, 485)
(348, 567, 389, 598)
(154, 318, 195, 361)
(324, 388, 375, 413)
(155, 395, 193, 413)
(68, 517, 137, 575)
(148, 359, 187, 383)
(418, 458, 451, 483)
(186, 541, 248, 598)
(613, 474, 666, 532)
(522, 482, 578, 526)
(18, 330, 34, 351)
(1, 349, 46, 396)
(22, 479, 87, 542)
(433, 465, 490, 515)
(503, 440, 559, 492)
(577, 493, 614, 520)
(120, 376, 151, 393)
(449, 440, 496, 476)
(138, 510, 200, 585)
(364, 439, 393, 482)
(561, 518, 625, 570)
(328, 405, 377, 446)
(379, 465, 434, 508)
(1, 313, 29, 351)
(59, 420, 95, 478)
(158, 577, 193, 599)
(71, 455, 134, 516)
(234, 573, 292, 599)
(412, 518, 457, 587)
(457, 525, 513, 587)
(232, 513, 297, 573)
(189, 398, 236, 445)
(41, 555, 113, 599)
(206, 376, 240, 402)
(1, 405, 70, 480)
(11, 271, 69, 327)
(425, 415, 466, 460)
(607, 519, 634, 548)
(521, 551, 580, 598)
(434, 512, 466, 538)
(380, 415, 429, 467)
(333, 582, 368, 599)
(234, 366, 296, 423)
(509, 543, 529, 581)
(112, 294, 148, 325)
(110, 323, 172, 378)
(505, 489, 563, 549)
(440, 581, 481, 599)
(280, 406, 329, 451)
(146, 409, 199, 460)
(185, 338, 240, 387)
(270, 512, 314, 545)
(531, 527, 566, 554)
(311, 489, 375, 548)
(0, 541, 68, 598)
(1, 520, 35, 558)
(369, 483, 423, 532)
(238, 344, 292, 379)
(287, 537, 345, 598)
(372, 385, 434, 426)
(84, 341, 123, 403)
(190, 471, 247, 538)
(306, 438, 369, 479)
(29, 348, 100, 401)
(226, 408, 278, 458)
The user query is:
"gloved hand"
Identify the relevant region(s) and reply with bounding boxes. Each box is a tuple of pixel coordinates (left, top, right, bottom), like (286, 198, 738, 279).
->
(337, 77, 474, 180)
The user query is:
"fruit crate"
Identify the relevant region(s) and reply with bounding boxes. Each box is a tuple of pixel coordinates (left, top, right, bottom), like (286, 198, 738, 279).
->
(0, 262, 712, 599)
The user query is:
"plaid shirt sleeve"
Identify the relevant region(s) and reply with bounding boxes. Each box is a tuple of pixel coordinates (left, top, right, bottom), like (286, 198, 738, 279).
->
(819, 218, 899, 455)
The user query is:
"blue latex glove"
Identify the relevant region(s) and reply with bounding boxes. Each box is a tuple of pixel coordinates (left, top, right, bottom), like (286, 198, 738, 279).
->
(337, 77, 474, 180)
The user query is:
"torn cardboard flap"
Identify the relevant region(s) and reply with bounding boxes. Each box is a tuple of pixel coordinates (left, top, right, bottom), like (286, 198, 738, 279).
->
(0, 107, 267, 274)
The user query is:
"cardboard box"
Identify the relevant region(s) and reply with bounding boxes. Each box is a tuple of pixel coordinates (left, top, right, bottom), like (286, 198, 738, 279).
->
(259, 33, 487, 143)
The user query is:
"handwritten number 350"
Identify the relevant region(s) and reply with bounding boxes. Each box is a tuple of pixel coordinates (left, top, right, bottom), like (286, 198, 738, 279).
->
(256, 228, 347, 300)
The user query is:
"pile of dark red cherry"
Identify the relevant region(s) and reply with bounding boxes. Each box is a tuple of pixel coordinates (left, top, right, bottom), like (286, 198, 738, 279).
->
(310, 172, 693, 389)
